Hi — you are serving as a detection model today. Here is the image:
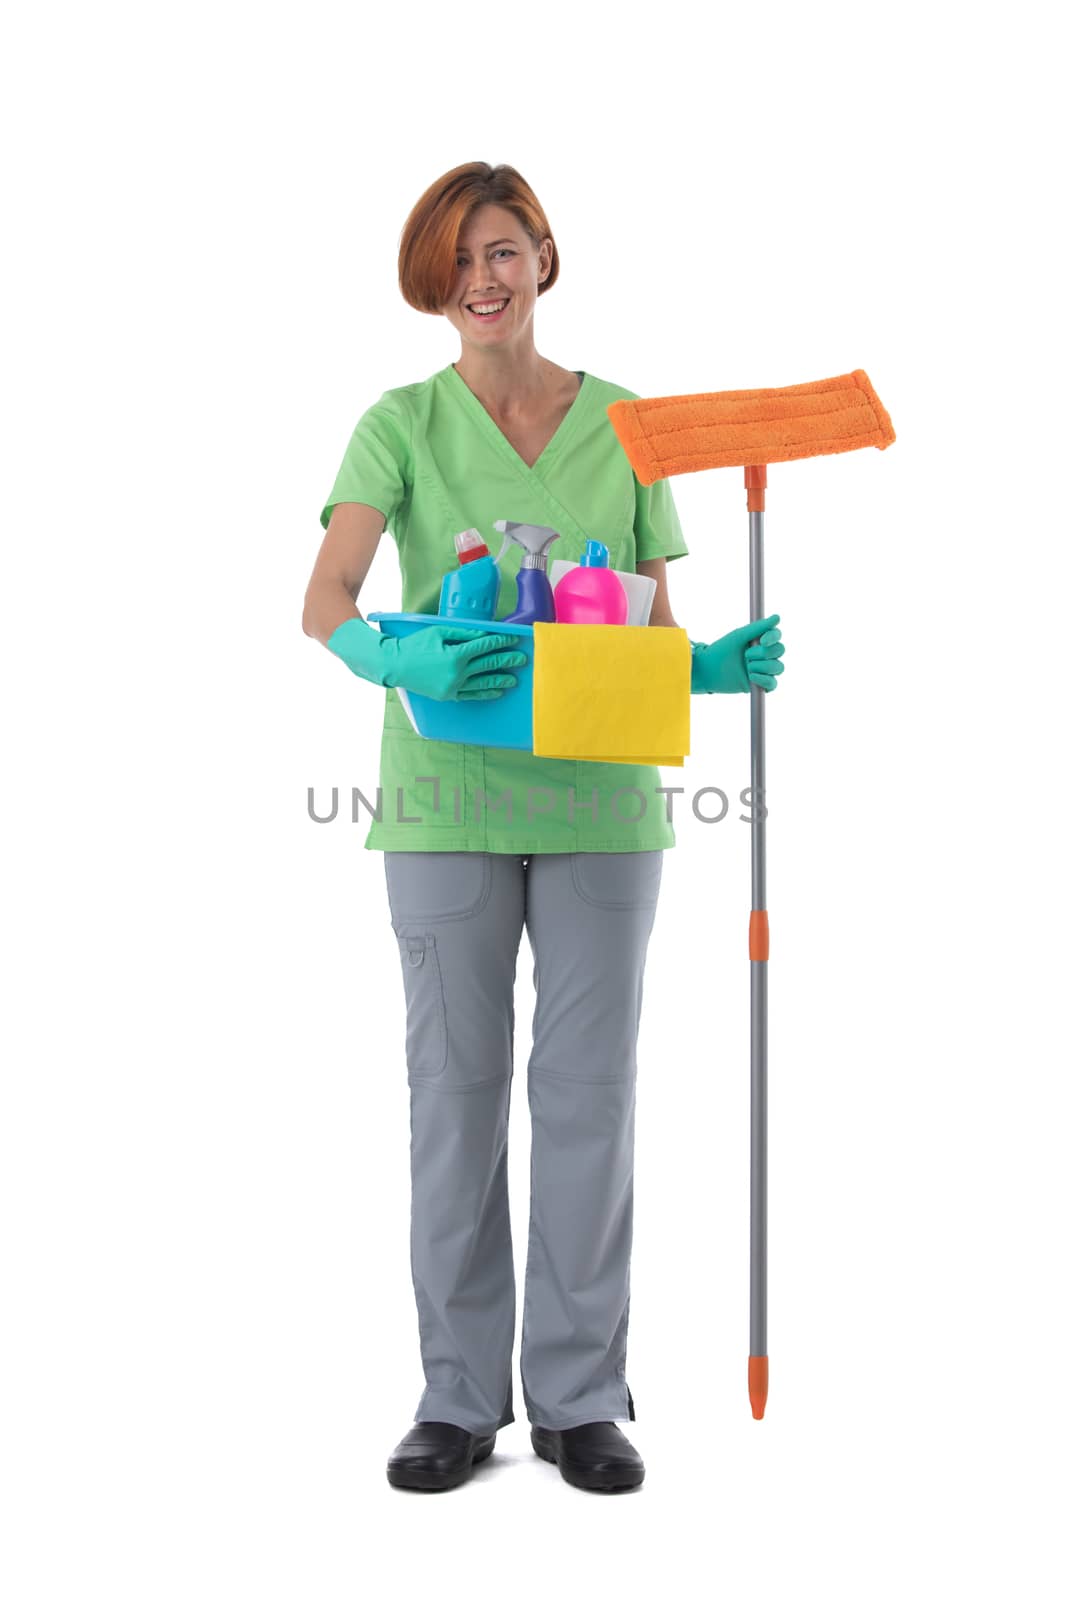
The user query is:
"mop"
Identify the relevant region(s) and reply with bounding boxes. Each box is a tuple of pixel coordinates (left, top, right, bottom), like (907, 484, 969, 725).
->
(607, 369, 896, 1419)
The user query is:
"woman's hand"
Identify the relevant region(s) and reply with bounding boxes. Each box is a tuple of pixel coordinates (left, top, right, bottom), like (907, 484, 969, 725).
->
(691, 615, 786, 694)
(326, 616, 528, 701)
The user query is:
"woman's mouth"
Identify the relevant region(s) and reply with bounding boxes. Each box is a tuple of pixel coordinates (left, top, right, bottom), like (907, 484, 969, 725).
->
(466, 298, 510, 322)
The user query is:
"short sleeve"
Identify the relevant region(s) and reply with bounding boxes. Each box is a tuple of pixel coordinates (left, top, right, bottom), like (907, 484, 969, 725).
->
(319, 397, 410, 532)
(634, 473, 689, 564)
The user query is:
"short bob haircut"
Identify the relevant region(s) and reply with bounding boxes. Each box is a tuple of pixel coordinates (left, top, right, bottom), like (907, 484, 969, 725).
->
(398, 161, 559, 315)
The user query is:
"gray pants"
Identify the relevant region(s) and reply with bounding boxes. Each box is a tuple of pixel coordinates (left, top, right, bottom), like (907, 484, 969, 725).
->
(383, 849, 663, 1434)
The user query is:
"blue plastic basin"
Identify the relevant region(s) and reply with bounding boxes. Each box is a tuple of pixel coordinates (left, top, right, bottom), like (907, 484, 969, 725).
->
(366, 613, 534, 750)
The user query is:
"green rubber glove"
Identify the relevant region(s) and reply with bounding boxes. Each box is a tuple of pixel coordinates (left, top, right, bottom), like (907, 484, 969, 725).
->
(325, 617, 527, 702)
(691, 615, 785, 694)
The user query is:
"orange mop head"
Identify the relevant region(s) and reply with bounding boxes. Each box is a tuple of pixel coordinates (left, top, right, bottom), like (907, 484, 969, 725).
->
(606, 369, 895, 484)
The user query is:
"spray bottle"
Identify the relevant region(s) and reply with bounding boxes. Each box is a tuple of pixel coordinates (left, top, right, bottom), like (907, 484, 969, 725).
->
(493, 519, 561, 624)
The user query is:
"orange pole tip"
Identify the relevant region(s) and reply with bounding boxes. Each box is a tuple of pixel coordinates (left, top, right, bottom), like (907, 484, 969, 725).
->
(745, 464, 767, 513)
(749, 1355, 769, 1419)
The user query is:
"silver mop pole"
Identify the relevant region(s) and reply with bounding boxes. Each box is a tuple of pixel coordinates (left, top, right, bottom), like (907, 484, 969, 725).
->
(746, 464, 770, 1420)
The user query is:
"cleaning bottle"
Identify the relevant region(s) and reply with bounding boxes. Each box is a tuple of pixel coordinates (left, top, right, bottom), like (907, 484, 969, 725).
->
(493, 520, 561, 624)
(438, 528, 501, 623)
(553, 539, 628, 625)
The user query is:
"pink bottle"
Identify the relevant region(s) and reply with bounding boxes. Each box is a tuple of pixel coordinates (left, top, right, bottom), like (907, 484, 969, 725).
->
(553, 540, 628, 624)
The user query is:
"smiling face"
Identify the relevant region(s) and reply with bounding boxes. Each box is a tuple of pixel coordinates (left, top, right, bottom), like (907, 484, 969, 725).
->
(443, 202, 552, 346)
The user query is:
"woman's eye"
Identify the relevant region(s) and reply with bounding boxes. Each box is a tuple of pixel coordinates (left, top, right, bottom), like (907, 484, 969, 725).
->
(457, 250, 514, 264)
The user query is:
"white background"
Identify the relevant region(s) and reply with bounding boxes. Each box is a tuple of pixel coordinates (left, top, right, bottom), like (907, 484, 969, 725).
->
(3, 1, 1064, 1594)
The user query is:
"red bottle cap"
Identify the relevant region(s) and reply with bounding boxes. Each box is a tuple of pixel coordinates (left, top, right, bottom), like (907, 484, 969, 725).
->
(455, 528, 490, 564)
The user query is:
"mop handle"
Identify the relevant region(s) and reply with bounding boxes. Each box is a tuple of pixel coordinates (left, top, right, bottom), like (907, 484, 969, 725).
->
(746, 464, 770, 1421)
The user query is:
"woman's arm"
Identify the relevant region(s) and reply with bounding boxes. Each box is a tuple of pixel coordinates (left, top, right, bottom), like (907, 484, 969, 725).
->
(302, 502, 387, 643)
(636, 557, 681, 628)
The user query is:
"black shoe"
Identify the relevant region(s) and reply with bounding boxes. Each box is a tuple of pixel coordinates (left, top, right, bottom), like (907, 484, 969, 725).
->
(531, 1421, 645, 1492)
(386, 1422, 497, 1491)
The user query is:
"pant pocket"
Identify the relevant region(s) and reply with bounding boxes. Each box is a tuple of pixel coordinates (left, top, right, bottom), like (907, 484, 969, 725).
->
(385, 852, 490, 924)
(395, 931, 448, 1080)
(571, 850, 663, 910)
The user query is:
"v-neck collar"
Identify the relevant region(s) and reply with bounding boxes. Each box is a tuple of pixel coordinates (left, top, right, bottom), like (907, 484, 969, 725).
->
(441, 363, 591, 479)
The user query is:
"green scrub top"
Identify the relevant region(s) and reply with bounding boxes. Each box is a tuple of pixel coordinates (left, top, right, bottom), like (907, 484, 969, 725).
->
(319, 362, 690, 854)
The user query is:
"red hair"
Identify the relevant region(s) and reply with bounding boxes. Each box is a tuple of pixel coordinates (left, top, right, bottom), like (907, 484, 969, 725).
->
(398, 162, 560, 315)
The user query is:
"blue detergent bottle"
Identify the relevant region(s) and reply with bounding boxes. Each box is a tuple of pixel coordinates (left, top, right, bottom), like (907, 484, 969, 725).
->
(438, 529, 501, 622)
(494, 520, 561, 624)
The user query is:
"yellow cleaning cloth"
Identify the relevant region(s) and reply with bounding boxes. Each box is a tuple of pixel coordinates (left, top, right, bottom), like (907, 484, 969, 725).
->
(532, 623, 691, 766)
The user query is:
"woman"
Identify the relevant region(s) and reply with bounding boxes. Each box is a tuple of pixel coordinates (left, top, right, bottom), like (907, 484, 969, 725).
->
(302, 162, 785, 1494)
